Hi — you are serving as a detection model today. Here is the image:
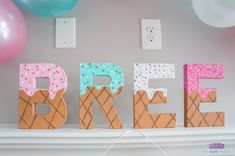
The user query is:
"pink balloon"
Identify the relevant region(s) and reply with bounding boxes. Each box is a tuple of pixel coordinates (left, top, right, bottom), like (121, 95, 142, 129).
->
(0, 0, 26, 63)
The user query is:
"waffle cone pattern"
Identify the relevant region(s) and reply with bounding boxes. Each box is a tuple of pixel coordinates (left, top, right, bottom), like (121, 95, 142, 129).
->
(80, 86, 123, 129)
(19, 89, 67, 129)
(184, 90, 224, 127)
(134, 90, 176, 128)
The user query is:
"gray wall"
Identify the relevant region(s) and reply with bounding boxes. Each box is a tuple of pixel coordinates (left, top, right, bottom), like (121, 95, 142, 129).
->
(0, 0, 235, 127)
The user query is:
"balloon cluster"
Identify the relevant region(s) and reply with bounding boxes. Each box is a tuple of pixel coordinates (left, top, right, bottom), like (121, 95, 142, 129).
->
(0, 0, 78, 64)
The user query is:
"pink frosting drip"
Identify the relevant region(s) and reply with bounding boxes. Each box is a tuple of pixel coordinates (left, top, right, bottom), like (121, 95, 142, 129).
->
(184, 64, 224, 98)
(19, 64, 67, 99)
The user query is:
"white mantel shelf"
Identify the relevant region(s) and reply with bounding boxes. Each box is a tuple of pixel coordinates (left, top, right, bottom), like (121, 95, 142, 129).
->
(1, 124, 235, 156)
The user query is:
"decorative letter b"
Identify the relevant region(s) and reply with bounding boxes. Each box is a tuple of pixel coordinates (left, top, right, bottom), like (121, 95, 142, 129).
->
(19, 64, 68, 129)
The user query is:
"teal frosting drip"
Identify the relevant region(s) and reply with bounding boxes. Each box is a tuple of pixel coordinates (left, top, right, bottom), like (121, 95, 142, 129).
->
(80, 63, 124, 95)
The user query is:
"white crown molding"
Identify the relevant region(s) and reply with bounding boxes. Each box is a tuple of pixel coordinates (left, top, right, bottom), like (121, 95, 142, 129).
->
(0, 124, 235, 155)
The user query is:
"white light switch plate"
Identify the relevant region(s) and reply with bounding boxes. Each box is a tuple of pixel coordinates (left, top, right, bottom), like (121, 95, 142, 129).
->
(56, 18, 76, 48)
(141, 19, 162, 50)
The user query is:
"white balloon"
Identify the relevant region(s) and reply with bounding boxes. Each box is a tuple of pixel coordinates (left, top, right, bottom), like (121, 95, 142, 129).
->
(192, 0, 235, 28)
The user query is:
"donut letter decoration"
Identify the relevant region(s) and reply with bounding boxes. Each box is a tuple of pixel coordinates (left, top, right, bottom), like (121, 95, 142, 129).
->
(80, 63, 124, 129)
(19, 64, 68, 129)
(134, 63, 176, 128)
(184, 64, 224, 127)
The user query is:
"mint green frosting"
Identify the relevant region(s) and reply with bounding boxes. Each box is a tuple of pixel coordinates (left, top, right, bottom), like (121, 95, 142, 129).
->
(80, 63, 124, 95)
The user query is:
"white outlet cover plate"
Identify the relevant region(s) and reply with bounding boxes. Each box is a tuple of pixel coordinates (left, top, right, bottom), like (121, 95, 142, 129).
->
(141, 19, 162, 50)
(56, 18, 76, 48)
